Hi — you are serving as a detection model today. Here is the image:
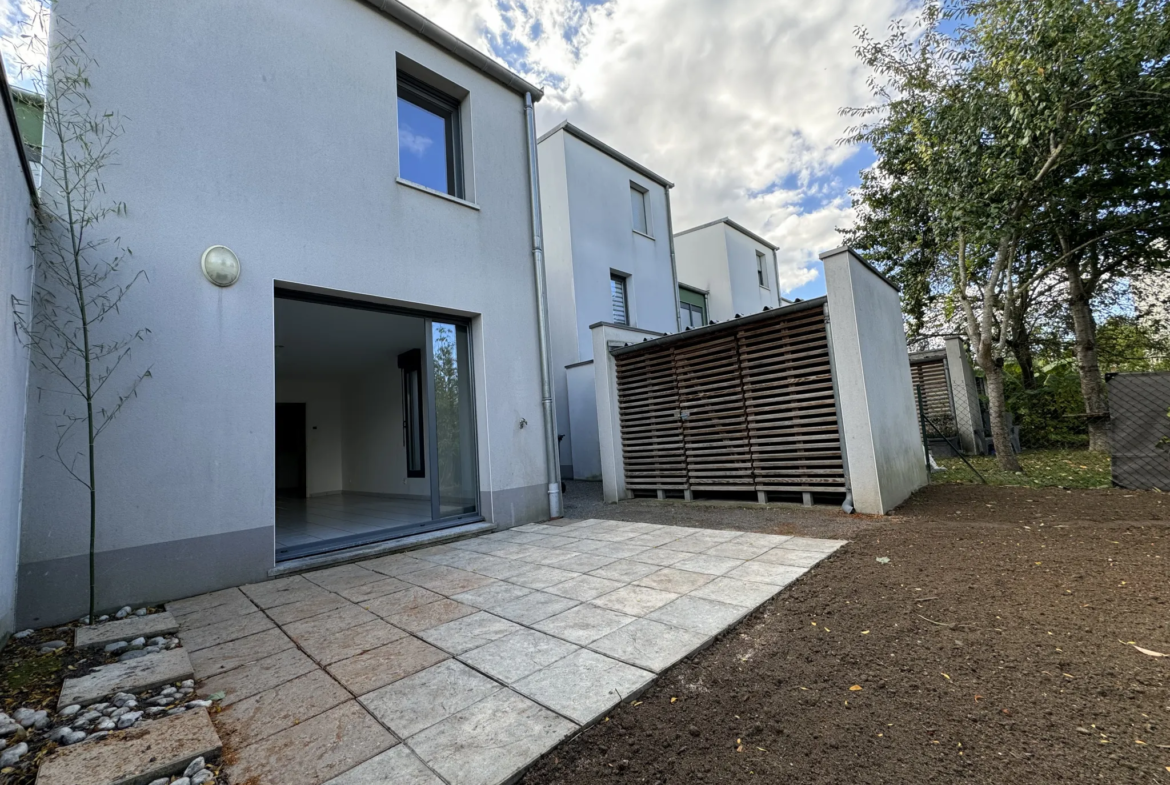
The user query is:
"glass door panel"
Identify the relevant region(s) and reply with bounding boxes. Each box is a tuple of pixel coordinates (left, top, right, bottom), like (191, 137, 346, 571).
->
(428, 321, 478, 518)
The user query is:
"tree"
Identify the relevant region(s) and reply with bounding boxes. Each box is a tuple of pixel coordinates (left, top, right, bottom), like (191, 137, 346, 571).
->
(11, 23, 150, 622)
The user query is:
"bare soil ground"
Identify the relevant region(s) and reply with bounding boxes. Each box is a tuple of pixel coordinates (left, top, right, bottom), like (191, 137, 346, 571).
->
(526, 482, 1170, 784)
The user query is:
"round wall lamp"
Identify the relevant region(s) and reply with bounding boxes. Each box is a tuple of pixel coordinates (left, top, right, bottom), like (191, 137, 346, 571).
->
(201, 245, 241, 287)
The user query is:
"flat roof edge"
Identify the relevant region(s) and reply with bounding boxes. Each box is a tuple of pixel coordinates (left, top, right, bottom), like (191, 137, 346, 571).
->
(674, 217, 779, 251)
(538, 122, 674, 188)
(363, 0, 544, 100)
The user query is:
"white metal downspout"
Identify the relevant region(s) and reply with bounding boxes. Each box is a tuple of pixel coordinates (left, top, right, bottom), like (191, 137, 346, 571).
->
(524, 92, 564, 519)
(665, 187, 683, 332)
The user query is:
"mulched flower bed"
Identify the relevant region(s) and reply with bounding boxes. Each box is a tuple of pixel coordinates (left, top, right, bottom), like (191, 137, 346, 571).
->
(522, 484, 1169, 784)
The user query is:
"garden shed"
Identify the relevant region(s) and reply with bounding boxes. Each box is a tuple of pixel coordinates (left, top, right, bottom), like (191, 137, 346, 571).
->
(588, 248, 928, 515)
(1108, 371, 1170, 491)
(908, 336, 986, 455)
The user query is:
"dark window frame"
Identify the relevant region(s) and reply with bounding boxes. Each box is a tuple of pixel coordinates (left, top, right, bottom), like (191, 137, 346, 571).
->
(398, 349, 426, 478)
(629, 182, 650, 236)
(756, 251, 769, 288)
(611, 273, 630, 325)
(397, 71, 464, 199)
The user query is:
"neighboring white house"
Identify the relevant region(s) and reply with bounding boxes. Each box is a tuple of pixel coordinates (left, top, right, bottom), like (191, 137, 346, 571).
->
(12, 0, 562, 628)
(674, 218, 783, 326)
(537, 122, 680, 481)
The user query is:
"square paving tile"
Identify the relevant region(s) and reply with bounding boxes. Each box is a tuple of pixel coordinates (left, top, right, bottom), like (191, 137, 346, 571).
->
(386, 599, 477, 633)
(327, 637, 449, 695)
(267, 594, 351, 626)
(628, 548, 690, 567)
(776, 536, 847, 552)
(548, 552, 618, 573)
(514, 649, 655, 725)
(645, 595, 747, 636)
(408, 690, 575, 785)
(304, 564, 384, 593)
(284, 603, 378, 642)
(174, 593, 262, 630)
(402, 565, 498, 596)
(545, 574, 625, 602)
(465, 556, 531, 580)
(506, 565, 579, 590)
(167, 587, 248, 618)
(688, 576, 783, 608)
(362, 553, 432, 578)
(726, 561, 808, 586)
(361, 660, 501, 739)
(591, 585, 679, 616)
(449, 582, 533, 610)
(554, 539, 611, 554)
(226, 700, 397, 785)
(178, 610, 274, 652)
(633, 568, 714, 594)
(753, 548, 830, 567)
(672, 553, 745, 576)
(588, 618, 709, 673)
(336, 576, 412, 603)
(324, 744, 444, 785)
(189, 628, 294, 679)
(418, 611, 524, 655)
(362, 586, 444, 618)
(491, 592, 580, 625)
(704, 540, 774, 560)
(240, 576, 327, 611)
(517, 547, 578, 567)
(533, 604, 637, 646)
(730, 532, 794, 548)
(458, 629, 578, 684)
(216, 669, 350, 749)
(296, 619, 409, 665)
(195, 647, 318, 707)
(587, 559, 659, 583)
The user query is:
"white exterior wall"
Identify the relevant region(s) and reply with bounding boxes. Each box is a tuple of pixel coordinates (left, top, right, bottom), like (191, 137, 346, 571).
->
(538, 128, 677, 478)
(823, 248, 927, 514)
(1, 93, 35, 642)
(17, 0, 551, 627)
(675, 221, 780, 324)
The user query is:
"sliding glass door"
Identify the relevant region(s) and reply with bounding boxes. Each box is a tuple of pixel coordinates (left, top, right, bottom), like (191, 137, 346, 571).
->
(428, 322, 478, 519)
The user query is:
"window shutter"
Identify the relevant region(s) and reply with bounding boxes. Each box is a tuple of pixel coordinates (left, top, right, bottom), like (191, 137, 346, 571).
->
(611, 275, 628, 325)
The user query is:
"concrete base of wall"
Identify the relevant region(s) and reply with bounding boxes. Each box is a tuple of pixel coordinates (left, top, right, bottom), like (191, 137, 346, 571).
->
(482, 482, 550, 529)
(16, 526, 273, 629)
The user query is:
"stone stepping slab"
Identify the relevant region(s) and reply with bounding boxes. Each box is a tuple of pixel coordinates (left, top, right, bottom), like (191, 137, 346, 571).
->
(74, 612, 180, 649)
(58, 648, 194, 709)
(36, 708, 221, 785)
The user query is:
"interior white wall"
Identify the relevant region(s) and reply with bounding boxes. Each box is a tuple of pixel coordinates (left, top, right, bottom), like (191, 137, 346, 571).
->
(1, 98, 35, 642)
(342, 365, 429, 498)
(275, 379, 344, 495)
(823, 248, 927, 514)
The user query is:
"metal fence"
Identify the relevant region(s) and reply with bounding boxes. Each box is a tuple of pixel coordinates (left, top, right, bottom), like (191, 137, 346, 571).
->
(1107, 371, 1170, 491)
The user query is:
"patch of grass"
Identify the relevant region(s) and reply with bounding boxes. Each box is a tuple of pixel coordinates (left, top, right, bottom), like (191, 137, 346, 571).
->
(1, 651, 63, 693)
(931, 449, 1111, 488)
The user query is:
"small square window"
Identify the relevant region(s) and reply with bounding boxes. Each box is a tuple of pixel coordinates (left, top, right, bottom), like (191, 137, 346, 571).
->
(630, 183, 649, 235)
(756, 251, 769, 288)
(611, 274, 629, 325)
(398, 72, 463, 198)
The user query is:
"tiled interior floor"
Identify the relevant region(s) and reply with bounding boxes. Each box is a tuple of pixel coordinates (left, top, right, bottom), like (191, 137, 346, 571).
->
(275, 494, 433, 549)
(169, 519, 846, 785)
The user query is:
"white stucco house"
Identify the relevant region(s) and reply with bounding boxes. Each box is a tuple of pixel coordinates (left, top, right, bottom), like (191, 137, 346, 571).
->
(674, 218, 784, 326)
(536, 122, 681, 481)
(5, 0, 567, 631)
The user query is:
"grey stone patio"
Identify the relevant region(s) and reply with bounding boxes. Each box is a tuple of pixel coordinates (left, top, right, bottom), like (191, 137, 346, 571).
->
(170, 519, 845, 785)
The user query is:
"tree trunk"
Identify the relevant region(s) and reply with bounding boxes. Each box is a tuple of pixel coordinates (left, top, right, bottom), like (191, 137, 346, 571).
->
(979, 351, 1022, 472)
(1009, 332, 1037, 389)
(1065, 260, 1110, 452)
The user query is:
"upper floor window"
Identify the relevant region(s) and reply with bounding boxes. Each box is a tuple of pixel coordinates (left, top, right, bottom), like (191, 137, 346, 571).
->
(398, 71, 464, 198)
(679, 287, 707, 329)
(611, 274, 629, 325)
(756, 251, 769, 288)
(630, 183, 650, 235)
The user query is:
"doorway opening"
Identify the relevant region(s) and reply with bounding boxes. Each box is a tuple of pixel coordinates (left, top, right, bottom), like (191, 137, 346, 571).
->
(274, 289, 479, 561)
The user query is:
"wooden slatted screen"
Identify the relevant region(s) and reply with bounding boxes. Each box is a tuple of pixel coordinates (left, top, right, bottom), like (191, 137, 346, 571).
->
(909, 358, 954, 434)
(614, 303, 846, 498)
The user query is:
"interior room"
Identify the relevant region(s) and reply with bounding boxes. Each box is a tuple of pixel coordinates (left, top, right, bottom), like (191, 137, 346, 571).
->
(273, 292, 477, 561)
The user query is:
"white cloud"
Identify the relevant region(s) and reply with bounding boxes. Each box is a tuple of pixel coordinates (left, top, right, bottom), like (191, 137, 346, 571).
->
(398, 124, 435, 157)
(402, 0, 912, 294)
(0, 0, 48, 89)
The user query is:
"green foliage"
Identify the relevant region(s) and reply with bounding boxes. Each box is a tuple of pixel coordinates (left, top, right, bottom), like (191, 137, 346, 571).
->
(933, 449, 1109, 487)
(1096, 316, 1170, 373)
(1003, 360, 1088, 448)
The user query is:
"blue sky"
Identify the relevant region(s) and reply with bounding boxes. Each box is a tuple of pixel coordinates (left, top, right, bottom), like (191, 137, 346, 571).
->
(3, 0, 922, 300)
